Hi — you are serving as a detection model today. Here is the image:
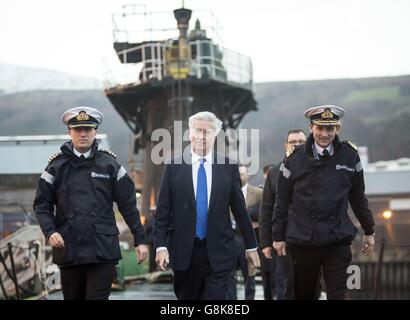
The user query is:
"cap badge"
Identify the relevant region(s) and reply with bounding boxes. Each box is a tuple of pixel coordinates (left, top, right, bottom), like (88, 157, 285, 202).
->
(76, 111, 89, 121)
(321, 108, 334, 119)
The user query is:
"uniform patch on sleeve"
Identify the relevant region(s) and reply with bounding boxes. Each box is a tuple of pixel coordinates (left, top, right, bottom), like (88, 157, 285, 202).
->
(41, 171, 55, 184)
(117, 166, 127, 181)
(279, 163, 291, 179)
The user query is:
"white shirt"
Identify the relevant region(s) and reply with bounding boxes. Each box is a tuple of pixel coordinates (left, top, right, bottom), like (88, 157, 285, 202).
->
(73, 148, 91, 158)
(191, 149, 213, 209)
(313, 142, 334, 159)
(241, 183, 248, 201)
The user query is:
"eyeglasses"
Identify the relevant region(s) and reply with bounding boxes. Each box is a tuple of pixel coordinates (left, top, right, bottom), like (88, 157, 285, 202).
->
(287, 140, 306, 145)
(192, 128, 214, 137)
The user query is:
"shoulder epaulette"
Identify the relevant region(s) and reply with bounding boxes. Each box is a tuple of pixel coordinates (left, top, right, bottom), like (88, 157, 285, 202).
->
(48, 152, 63, 163)
(344, 140, 358, 152)
(286, 146, 295, 158)
(99, 149, 117, 158)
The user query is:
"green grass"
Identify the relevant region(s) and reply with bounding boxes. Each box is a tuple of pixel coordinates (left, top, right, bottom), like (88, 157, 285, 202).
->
(345, 86, 400, 102)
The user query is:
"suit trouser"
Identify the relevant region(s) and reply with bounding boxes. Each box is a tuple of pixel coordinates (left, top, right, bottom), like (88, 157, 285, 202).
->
(60, 263, 116, 300)
(173, 238, 231, 300)
(288, 243, 352, 300)
(260, 254, 292, 300)
(227, 235, 256, 300)
(226, 268, 256, 300)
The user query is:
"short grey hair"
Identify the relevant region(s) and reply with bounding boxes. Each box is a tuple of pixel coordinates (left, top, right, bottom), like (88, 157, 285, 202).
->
(188, 111, 223, 135)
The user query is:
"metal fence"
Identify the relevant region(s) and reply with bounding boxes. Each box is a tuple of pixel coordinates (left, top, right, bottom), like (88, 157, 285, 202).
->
(346, 238, 410, 300)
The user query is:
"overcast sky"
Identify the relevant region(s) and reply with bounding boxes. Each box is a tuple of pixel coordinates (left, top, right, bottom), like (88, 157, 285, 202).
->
(1, 0, 409, 83)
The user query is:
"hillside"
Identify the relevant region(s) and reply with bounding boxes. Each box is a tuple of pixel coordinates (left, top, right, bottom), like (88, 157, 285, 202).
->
(0, 63, 101, 94)
(247, 75, 410, 166)
(0, 90, 132, 164)
(0, 75, 409, 171)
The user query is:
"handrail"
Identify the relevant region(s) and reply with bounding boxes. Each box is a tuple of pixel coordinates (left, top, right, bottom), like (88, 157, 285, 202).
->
(104, 40, 253, 91)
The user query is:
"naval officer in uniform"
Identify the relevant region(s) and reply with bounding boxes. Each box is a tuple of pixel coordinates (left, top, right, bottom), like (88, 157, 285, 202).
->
(272, 105, 375, 300)
(34, 106, 148, 300)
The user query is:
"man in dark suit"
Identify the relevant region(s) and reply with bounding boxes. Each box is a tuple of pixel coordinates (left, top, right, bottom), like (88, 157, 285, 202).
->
(238, 165, 263, 300)
(259, 129, 306, 299)
(154, 111, 260, 300)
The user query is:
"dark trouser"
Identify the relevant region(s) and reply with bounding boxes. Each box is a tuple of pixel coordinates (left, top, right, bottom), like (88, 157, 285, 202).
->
(244, 276, 256, 300)
(173, 239, 231, 300)
(226, 235, 256, 300)
(260, 248, 275, 300)
(226, 271, 256, 300)
(260, 252, 292, 300)
(60, 263, 116, 300)
(149, 244, 157, 272)
(260, 270, 274, 300)
(288, 243, 352, 300)
(226, 270, 238, 300)
(275, 255, 291, 299)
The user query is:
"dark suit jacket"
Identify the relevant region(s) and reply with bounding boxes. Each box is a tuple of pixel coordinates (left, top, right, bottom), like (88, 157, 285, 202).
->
(259, 163, 281, 249)
(154, 151, 257, 272)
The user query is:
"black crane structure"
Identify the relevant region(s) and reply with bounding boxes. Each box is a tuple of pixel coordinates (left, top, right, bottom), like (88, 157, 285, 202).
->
(104, 4, 257, 218)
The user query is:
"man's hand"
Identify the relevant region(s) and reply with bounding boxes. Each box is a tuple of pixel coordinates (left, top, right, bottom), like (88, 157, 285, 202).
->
(262, 246, 273, 259)
(246, 250, 260, 268)
(135, 244, 149, 264)
(361, 234, 375, 256)
(273, 241, 286, 256)
(155, 249, 170, 271)
(48, 232, 65, 248)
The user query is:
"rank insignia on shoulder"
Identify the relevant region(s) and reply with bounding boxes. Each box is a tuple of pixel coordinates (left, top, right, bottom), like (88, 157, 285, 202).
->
(100, 149, 117, 158)
(48, 152, 62, 163)
(286, 146, 295, 157)
(344, 141, 358, 152)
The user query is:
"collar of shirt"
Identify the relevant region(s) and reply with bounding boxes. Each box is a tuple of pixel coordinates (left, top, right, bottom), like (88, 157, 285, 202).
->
(241, 183, 248, 200)
(313, 142, 334, 157)
(191, 149, 213, 164)
(73, 148, 91, 159)
(191, 149, 212, 209)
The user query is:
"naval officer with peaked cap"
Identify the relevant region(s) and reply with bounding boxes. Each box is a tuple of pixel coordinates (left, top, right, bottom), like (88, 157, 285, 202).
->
(272, 105, 375, 300)
(34, 106, 148, 300)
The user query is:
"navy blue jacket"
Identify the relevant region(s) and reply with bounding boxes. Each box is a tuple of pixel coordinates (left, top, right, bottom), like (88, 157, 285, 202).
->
(33, 140, 146, 266)
(273, 134, 375, 247)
